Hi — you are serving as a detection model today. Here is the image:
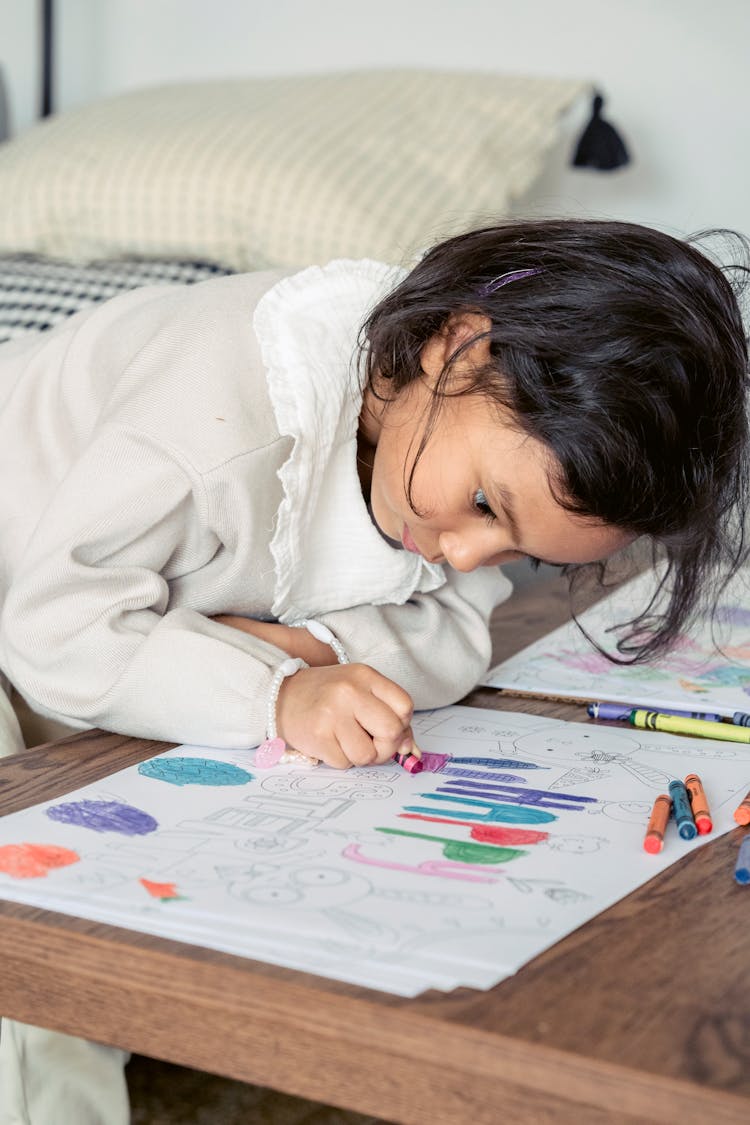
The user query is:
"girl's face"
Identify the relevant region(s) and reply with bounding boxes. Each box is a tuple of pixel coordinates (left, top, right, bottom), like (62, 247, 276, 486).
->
(360, 314, 632, 573)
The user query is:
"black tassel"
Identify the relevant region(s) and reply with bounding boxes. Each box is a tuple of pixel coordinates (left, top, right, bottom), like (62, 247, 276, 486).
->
(571, 91, 630, 172)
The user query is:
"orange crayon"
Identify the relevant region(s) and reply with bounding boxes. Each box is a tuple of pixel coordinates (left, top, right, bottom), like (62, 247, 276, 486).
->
(684, 773, 712, 835)
(643, 794, 671, 854)
(734, 789, 750, 826)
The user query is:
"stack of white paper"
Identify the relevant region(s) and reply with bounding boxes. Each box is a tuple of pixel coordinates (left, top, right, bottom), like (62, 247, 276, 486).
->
(1, 705, 747, 996)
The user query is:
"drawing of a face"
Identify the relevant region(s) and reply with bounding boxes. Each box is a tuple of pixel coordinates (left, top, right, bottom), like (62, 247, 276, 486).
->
(545, 835, 606, 853)
(230, 866, 372, 909)
(515, 726, 640, 765)
(590, 801, 651, 822)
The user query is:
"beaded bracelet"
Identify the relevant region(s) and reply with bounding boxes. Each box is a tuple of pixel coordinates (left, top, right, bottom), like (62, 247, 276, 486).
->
(291, 618, 350, 664)
(255, 657, 319, 769)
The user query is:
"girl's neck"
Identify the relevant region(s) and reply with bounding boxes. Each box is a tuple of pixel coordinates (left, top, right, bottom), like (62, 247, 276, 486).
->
(357, 384, 382, 502)
(356, 426, 375, 502)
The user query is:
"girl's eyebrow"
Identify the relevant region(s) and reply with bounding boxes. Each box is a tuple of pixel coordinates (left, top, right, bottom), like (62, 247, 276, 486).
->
(490, 482, 521, 541)
(490, 483, 565, 568)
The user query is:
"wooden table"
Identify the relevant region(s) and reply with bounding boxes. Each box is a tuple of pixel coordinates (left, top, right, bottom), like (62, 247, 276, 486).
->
(2, 577, 749, 1124)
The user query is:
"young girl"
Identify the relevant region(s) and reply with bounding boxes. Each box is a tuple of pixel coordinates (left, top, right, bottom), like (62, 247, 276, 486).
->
(0, 218, 748, 1123)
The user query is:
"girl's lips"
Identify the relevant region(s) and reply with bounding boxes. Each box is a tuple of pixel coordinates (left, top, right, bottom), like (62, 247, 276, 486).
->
(402, 523, 421, 554)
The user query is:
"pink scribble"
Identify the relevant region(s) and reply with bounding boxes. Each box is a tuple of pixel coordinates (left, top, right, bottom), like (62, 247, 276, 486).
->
(342, 842, 499, 883)
(419, 752, 450, 773)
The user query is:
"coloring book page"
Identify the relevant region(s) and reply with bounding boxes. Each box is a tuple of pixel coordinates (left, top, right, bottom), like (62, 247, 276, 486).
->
(0, 704, 747, 997)
(484, 568, 750, 716)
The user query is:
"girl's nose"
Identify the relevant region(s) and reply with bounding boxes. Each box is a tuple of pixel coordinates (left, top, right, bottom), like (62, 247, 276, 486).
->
(437, 531, 490, 572)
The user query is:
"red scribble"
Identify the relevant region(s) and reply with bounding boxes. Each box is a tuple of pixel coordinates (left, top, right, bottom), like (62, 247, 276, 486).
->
(399, 812, 548, 845)
(139, 878, 181, 899)
(0, 843, 80, 878)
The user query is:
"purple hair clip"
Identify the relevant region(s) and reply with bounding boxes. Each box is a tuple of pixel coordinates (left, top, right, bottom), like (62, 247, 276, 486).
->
(480, 268, 543, 296)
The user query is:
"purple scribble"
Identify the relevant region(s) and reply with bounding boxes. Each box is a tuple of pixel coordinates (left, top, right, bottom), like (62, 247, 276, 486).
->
(419, 752, 450, 772)
(711, 605, 750, 629)
(46, 799, 158, 835)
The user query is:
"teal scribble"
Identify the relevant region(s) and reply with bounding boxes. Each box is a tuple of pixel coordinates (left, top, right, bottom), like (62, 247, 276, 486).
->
(138, 757, 253, 787)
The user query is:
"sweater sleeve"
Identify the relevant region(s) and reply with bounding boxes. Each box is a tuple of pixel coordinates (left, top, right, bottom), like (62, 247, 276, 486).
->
(314, 565, 511, 708)
(0, 427, 287, 749)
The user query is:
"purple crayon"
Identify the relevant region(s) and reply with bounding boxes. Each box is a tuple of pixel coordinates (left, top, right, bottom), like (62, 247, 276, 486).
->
(587, 701, 722, 723)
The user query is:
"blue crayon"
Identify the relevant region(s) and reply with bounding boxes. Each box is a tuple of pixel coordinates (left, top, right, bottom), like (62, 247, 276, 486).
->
(734, 836, 750, 884)
(668, 779, 697, 840)
(588, 701, 722, 723)
(733, 711, 750, 727)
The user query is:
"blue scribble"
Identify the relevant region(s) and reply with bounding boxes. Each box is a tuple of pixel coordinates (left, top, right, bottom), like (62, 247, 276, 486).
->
(441, 766, 526, 784)
(138, 757, 253, 787)
(46, 799, 158, 835)
(404, 798, 556, 824)
(452, 756, 546, 770)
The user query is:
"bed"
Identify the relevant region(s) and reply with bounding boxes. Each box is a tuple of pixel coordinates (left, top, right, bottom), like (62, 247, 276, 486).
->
(0, 68, 587, 345)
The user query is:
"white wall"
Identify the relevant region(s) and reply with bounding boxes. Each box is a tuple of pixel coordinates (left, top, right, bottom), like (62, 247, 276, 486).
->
(1, 0, 749, 238)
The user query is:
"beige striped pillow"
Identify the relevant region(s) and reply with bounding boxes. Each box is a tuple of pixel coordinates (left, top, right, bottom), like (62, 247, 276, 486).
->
(0, 70, 586, 270)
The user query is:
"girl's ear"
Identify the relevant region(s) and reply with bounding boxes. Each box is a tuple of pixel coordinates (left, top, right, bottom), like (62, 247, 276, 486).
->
(421, 312, 492, 382)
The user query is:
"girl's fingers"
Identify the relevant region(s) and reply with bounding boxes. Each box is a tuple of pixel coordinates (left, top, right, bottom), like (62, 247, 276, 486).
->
(335, 718, 380, 768)
(367, 673, 414, 727)
(275, 664, 415, 769)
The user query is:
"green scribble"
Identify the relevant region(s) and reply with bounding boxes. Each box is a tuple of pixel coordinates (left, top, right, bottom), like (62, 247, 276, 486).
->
(377, 827, 524, 864)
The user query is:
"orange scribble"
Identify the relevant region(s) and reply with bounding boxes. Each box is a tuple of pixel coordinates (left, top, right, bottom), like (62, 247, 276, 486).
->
(0, 843, 80, 878)
(678, 678, 709, 694)
(139, 878, 180, 899)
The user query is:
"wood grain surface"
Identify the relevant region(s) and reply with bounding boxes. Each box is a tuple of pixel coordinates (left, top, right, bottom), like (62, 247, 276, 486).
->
(2, 575, 749, 1124)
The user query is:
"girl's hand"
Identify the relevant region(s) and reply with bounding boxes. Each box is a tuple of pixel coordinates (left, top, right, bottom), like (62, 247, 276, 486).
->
(275, 663, 415, 770)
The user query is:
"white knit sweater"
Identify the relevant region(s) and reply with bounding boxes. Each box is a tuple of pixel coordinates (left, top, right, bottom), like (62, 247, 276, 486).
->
(0, 260, 510, 748)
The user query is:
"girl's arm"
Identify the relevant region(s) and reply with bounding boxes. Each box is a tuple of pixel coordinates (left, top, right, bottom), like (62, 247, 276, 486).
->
(1, 431, 414, 764)
(211, 616, 338, 667)
(303, 565, 512, 709)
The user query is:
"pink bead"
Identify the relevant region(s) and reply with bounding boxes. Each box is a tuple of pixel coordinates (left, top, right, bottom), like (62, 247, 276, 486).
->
(255, 737, 286, 768)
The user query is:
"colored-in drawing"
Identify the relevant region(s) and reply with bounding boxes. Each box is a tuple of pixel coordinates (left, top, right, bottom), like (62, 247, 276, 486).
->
(398, 813, 548, 846)
(46, 799, 158, 835)
(342, 842, 501, 883)
(420, 753, 545, 772)
(377, 827, 525, 864)
(405, 797, 557, 824)
(138, 758, 253, 787)
(484, 569, 750, 717)
(0, 842, 80, 878)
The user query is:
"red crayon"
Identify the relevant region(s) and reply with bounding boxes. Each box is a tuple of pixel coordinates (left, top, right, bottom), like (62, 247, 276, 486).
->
(643, 794, 671, 854)
(734, 788, 750, 826)
(684, 773, 712, 835)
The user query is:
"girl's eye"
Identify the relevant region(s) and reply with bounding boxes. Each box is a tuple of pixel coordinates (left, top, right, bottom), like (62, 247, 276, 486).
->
(473, 488, 496, 523)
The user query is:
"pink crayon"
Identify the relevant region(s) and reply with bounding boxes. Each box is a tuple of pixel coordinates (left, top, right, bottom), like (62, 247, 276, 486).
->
(393, 750, 423, 774)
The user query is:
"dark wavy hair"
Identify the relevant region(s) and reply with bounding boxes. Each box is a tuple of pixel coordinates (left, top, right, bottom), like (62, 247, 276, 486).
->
(361, 219, 750, 662)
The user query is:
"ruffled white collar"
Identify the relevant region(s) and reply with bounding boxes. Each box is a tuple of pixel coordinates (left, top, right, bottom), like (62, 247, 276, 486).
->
(253, 259, 445, 622)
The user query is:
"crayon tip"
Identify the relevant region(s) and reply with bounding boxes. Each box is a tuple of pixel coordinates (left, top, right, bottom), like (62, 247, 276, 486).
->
(735, 865, 750, 885)
(734, 808, 750, 826)
(695, 816, 713, 835)
(678, 822, 697, 840)
(643, 835, 663, 854)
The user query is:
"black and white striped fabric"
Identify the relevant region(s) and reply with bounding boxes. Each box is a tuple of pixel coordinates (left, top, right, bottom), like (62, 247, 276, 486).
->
(0, 255, 234, 344)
